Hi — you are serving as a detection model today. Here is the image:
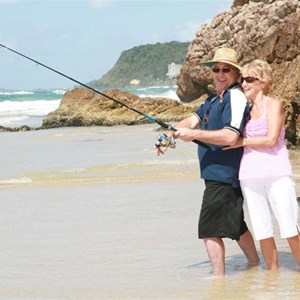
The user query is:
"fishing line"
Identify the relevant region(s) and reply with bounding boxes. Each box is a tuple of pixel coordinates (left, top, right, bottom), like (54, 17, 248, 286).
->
(0, 43, 210, 149)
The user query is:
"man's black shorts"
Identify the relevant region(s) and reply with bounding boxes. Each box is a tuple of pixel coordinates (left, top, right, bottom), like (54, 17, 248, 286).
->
(198, 180, 248, 241)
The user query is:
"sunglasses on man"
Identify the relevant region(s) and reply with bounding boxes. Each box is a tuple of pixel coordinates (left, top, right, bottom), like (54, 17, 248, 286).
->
(212, 67, 231, 73)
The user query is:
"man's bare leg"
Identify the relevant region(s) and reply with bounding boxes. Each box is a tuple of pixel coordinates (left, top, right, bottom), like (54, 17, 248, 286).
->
(237, 230, 260, 265)
(203, 237, 226, 277)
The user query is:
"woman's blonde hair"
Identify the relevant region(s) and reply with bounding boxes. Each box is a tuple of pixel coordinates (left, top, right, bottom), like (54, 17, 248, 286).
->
(241, 59, 273, 93)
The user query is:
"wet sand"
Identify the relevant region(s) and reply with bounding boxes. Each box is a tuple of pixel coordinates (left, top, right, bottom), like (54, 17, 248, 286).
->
(0, 125, 299, 299)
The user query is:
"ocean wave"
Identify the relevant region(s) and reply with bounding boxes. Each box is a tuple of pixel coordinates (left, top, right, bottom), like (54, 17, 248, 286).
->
(0, 115, 29, 126)
(126, 85, 180, 101)
(139, 90, 180, 101)
(0, 177, 33, 185)
(62, 168, 86, 173)
(133, 85, 177, 91)
(0, 89, 67, 97)
(53, 89, 68, 95)
(0, 99, 61, 115)
(0, 99, 61, 126)
(0, 91, 34, 96)
(12, 91, 34, 95)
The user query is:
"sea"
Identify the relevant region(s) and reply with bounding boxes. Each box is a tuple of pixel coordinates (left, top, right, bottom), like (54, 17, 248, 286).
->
(0, 85, 299, 299)
(0, 85, 180, 128)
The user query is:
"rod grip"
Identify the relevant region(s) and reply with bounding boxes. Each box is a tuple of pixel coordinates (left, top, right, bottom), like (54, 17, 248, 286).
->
(156, 119, 211, 150)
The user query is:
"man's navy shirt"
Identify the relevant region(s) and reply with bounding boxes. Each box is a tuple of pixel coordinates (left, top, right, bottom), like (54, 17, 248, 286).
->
(194, 83, 250, 188)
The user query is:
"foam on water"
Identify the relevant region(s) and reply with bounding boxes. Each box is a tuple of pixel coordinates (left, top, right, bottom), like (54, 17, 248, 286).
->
(125, 85, 180, 101)
(0, 177, 33, 185)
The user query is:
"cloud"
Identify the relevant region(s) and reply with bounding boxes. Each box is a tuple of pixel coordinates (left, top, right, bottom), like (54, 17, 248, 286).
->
(87, 0, 114, 8)
(175, 21, 202, 42)
(216, 0, 232, 12)
(0, 0, 17, 4)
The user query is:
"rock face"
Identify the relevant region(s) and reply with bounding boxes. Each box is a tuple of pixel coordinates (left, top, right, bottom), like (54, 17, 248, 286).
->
(42, 88, 205, 129)
(176, 0, 300, 147)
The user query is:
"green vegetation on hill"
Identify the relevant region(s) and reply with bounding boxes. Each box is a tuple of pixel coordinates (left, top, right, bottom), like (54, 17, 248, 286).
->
(89, 41, 190, 89)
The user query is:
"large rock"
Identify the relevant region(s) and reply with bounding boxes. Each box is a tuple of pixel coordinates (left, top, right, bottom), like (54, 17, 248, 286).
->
(177, 0, 300, 147)
(42, 88, 206, 129)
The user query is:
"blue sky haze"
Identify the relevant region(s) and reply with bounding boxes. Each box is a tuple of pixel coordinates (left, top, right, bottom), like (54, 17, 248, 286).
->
(0, 0, 232, 90)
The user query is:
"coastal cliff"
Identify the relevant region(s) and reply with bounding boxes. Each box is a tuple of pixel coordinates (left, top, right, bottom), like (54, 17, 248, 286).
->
(89, 41, 189, 89)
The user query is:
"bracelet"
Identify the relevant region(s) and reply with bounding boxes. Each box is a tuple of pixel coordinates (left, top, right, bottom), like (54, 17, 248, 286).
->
(242, 138, 247, 146)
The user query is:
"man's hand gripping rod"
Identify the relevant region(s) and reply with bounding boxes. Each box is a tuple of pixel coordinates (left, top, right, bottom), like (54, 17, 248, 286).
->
(155, 119, 210, 150)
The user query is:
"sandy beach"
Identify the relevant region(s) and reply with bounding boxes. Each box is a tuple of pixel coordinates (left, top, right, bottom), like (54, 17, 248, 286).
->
(0, 124, 299, 299)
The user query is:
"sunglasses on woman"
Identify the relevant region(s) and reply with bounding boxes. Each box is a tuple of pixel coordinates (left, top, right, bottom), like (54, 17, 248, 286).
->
(241, 76, 259, 83)
(212, 67, 231, 73)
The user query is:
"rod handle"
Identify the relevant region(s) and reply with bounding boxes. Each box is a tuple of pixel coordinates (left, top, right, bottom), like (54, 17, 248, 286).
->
(155, 119, 211, 150)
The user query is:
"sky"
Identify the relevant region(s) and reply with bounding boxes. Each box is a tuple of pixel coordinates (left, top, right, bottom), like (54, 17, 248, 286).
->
(0, 0, 232, 90)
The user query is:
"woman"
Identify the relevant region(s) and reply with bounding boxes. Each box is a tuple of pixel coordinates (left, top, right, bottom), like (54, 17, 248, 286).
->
(232, 59, 300, 271)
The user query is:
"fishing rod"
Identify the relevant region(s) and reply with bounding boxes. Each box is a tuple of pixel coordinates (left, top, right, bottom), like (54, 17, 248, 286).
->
(0, 43, 210, 149)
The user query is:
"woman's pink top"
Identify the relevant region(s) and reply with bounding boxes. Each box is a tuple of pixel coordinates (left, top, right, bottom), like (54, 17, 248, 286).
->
(239, 98, 292, 180)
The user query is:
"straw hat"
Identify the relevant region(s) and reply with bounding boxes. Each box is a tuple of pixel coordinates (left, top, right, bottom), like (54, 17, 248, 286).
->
(201, 48, 241, 70)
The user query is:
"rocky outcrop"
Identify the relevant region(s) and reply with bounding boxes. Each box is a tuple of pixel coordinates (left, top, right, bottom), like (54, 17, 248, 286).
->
(177, 0, 300, 147)
(42, 88, 206, 129)
(0, 125, 36, 132)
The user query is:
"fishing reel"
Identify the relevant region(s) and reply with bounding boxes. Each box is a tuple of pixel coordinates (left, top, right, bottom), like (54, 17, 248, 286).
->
(155, 133, 176, 153)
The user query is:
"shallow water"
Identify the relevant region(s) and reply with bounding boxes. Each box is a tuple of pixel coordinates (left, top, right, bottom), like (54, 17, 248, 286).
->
(0, 125, 299, 299)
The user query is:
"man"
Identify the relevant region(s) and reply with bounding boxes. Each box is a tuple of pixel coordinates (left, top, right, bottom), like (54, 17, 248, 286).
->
(156, 48, 259, 277)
